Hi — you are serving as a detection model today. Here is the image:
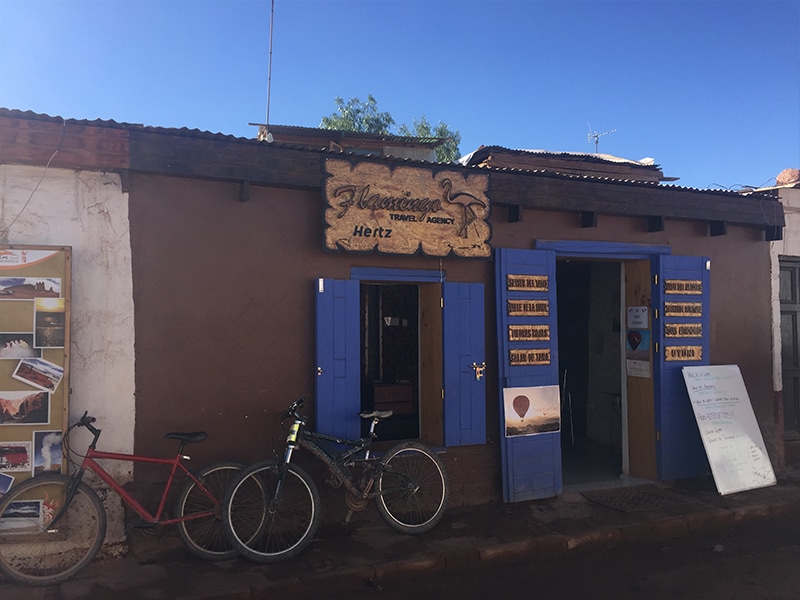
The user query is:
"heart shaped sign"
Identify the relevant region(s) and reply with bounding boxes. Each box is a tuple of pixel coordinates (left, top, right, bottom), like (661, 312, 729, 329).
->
(628, 330, 642, 350)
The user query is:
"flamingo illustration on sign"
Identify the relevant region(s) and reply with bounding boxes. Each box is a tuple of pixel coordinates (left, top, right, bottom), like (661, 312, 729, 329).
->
(441, 178, 486, 238)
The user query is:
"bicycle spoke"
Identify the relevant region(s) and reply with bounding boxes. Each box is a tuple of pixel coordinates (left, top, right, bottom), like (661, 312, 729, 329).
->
(376, 442, 448, 534)
(176, 463, 242, 560)
(224, 462, 320, 563)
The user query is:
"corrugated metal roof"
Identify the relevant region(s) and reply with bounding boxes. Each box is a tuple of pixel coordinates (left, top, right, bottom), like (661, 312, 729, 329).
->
(459, 145, 662, 170)
(0, 107, 251, 142)
(256, 123, 445, 146)
(0, 108, 777, 198)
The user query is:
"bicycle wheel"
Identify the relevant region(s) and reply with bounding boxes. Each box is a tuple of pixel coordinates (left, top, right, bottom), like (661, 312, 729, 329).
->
(175, 462, 243, 561)
(0, 473, 107, 586)
(223, 460, 320, 563)
(375, 441, 449, 534)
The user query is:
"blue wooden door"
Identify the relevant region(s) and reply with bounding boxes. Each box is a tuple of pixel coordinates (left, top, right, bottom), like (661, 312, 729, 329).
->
(443, 282, 486, 446)
(652, 255, 711, 479)
(315, 278, 361, 439)
(495, 248, 561, 502)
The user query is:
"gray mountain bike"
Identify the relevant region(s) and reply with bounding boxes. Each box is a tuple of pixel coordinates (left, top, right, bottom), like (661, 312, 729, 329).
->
(222, 397, 449, 563)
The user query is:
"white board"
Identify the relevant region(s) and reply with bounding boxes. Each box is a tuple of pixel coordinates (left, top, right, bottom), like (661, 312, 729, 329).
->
(682, 365, 776, 495)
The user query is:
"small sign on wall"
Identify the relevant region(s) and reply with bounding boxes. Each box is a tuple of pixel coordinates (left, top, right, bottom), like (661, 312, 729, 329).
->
(665, 279, 703, 294)
(665, 323, 703, 338)
(664, 302, 702, 317)
(509, 348, 551, 366)
(507, 299, 549, 316)
(665, 345, 702, 361)
(506, 275, 548, 292)
(626, 307, 651, 378)
(627, 306, 648, 329)
(508, 325, 550, 342)
(626, 328, 651, 378)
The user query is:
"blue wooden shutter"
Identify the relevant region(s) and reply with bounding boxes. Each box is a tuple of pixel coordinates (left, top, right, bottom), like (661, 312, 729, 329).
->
(495, 248, 561, 502)
(443, 282, 486, 446)
(315, 278, 361, 439)
(652, 255, 710, 479)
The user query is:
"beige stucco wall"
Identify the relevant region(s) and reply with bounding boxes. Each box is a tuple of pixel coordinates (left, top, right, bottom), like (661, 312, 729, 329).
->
(0, 164, 135, 481)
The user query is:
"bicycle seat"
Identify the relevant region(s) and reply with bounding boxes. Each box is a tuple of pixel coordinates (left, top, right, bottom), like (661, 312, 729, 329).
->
(164, 431, 208, 443)
(359, 410, 393, 419)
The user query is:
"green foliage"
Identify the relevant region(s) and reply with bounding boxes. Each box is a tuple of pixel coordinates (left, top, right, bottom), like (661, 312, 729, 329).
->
(398, 116, 462, 164)
(321, 96, 462, 163)
(320, 95, 395, 135)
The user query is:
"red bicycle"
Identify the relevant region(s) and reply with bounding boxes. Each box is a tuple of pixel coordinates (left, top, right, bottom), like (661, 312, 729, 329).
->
(0, 412, 242, 586)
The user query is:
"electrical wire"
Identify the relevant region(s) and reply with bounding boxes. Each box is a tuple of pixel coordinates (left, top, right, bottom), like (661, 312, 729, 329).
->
(0, 117, 66, 243)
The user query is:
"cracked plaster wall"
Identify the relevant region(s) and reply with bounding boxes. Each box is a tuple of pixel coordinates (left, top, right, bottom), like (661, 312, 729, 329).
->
(0, 164, 135, 483)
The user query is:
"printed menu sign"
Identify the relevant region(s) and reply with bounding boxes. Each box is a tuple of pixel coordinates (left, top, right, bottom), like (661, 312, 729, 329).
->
(682, 365, 776, 495)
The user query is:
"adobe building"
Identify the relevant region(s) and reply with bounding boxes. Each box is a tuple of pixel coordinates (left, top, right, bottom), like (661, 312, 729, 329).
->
(0, 109, 787, 511)
(770, 169, 800, 463)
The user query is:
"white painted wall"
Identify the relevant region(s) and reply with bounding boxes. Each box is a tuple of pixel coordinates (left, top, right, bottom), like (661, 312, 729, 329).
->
(0, 164, 135, 482)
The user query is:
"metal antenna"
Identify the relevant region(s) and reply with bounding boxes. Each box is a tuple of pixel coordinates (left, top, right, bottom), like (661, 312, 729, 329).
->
(264, 0, 276, 142)
(587, 123, 616, 153)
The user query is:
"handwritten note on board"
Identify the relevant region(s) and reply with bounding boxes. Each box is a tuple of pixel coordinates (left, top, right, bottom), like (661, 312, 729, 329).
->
(682, 365, 776, 495)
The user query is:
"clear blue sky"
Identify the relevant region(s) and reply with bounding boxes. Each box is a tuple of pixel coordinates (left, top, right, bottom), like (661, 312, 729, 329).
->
(1, 0, 798, 190)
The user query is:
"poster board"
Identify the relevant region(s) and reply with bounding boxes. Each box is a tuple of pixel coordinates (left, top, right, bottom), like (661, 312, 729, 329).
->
(0, 246, 70, 495)
(502, 385, 561, 437)
(682, 365, 776, 495)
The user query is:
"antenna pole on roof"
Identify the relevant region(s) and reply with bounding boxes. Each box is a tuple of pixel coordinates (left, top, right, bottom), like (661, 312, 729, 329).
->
(587, 123, 616, 153)
(264, 0, 275, 142)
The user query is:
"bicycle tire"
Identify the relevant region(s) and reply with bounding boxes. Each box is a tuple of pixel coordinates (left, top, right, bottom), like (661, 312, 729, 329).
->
(223, 460, 320, 563)
(175, 462, 243, 561)
(375, 441, 449, 534)
(0, 473, 107, 586)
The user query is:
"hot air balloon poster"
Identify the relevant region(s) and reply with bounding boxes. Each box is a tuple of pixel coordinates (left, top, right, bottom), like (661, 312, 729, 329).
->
(503, 385, 561, 437)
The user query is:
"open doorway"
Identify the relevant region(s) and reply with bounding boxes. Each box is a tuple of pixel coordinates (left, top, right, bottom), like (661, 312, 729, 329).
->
(557, 260, 623, 487)
(360, 283, 420, 440)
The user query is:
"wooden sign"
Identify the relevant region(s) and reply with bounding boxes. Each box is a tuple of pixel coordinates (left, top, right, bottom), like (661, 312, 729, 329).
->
(683, 365, 776, 495)
(664, 302, 702, 317)
(506, 275, 548, 292)
(509, 348, 551, 366)
(665, 323, 703, 338)
(508, 325, 550, 342)
(665, 345, 702, 361)
(323, 158, 491, 257)
(665, 279, 703, 294)
(507, 299, 549, 316)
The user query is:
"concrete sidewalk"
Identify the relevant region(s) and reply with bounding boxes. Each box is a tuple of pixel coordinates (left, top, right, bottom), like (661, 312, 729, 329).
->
(3, 472, 800, 600)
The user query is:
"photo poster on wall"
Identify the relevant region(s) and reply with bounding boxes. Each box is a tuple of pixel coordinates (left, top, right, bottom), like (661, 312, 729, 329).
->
(682, 365, 776, 495)
(0, 246, 71, 490)
(503, 385, 561, 437)
(626, 306, 651, 378)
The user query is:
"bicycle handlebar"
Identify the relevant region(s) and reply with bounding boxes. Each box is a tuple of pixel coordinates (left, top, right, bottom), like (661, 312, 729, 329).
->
(282, 398, 307, 423)
(78, 411, 96, 427)
(73, 411, 101, 439)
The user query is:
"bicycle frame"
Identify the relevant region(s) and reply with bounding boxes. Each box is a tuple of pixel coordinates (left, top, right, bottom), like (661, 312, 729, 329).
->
(76, 448, 215, 526)
(283, 412, 385, 501)
(51, 416, 219, 530)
